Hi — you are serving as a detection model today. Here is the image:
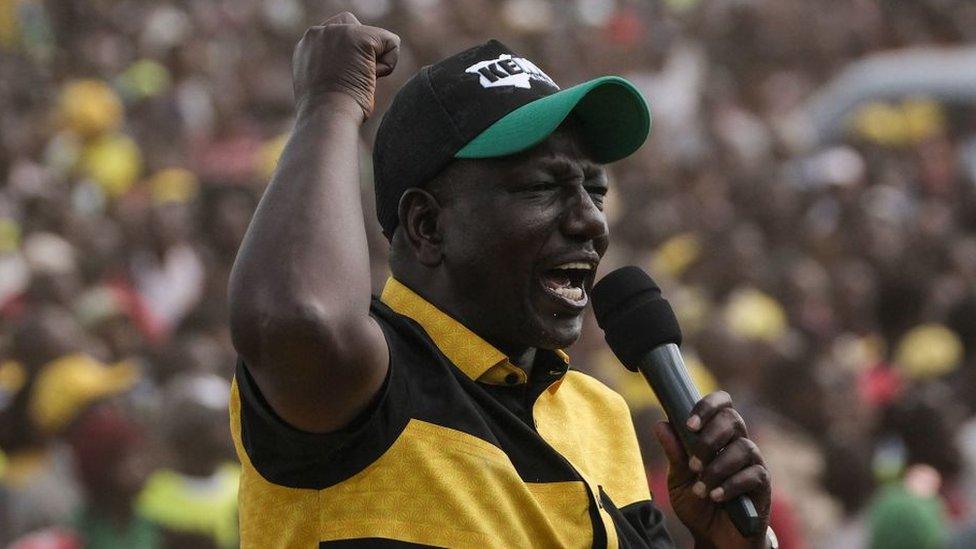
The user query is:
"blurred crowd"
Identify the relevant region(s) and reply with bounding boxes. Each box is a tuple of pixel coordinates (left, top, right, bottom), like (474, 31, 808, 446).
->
(2, 0, 976, 547)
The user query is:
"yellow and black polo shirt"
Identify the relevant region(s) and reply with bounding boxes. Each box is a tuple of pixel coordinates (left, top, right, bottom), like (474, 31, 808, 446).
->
(230, 277, 672, 548)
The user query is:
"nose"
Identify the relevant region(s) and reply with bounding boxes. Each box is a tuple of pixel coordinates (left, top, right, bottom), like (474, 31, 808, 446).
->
(561, 186, 608, 243)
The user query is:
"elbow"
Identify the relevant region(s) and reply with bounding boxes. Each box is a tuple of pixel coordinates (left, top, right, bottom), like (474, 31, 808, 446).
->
(227, 261, 375, 366)
(229, 297, 370, 369)
(228, 298, 269, 361)
(229, 297, 320, 360)
(227, 262, 298, 358)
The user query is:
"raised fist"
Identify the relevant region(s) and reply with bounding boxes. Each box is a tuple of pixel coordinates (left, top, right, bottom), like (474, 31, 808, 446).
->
(292, 12, 400, 120)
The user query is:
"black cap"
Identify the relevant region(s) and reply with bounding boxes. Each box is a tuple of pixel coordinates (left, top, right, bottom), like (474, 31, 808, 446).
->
(372, 39, 651, 238)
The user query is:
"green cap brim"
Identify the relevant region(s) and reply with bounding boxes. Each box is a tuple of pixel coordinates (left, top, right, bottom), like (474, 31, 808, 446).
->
(454, 75, 651, 163)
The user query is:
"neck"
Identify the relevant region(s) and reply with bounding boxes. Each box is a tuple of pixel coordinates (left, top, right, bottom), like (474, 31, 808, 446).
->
(393, 271, 539, 374)
(508, 347, 537, 376)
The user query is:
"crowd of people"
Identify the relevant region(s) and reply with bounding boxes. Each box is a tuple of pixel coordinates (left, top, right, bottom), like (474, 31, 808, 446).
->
(2, 0, 976, 547)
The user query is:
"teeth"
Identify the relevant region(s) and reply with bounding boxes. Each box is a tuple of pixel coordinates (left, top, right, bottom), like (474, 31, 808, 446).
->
(552, 286, 584, 301)
(553, 262, 593, 271)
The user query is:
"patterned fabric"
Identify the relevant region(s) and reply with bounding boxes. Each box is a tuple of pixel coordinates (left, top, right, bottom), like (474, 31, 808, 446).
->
(230, 277, 673, 548)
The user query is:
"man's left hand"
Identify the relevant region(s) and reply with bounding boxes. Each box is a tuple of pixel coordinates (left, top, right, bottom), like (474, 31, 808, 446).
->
(653, 391, 772, 549)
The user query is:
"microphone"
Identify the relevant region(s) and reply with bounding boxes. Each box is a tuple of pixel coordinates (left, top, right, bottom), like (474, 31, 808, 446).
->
(592, 266, 763, 538)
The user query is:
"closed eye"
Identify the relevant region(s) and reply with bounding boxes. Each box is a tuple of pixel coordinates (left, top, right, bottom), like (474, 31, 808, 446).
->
(525, 182, 560, 192)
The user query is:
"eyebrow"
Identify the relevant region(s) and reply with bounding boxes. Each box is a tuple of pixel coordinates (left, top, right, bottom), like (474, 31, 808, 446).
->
(530, 156, 606, 180)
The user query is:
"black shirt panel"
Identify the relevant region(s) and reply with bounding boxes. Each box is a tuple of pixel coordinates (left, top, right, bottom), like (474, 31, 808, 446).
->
(233, 289, 675, 547)
(601, 487, 675, 549)
(374, 298, 583, 484)
(236, 306, 414, 488)
(238, 297, 581, 488)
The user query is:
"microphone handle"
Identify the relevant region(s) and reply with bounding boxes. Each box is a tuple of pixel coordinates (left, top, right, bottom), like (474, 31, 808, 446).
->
(637, 344, 764, 538)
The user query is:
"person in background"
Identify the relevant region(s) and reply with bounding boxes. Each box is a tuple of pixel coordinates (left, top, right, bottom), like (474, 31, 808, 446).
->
(0, 308, 91, 541)
(138, 373, 239, 549)
(66, 405, 160, 549)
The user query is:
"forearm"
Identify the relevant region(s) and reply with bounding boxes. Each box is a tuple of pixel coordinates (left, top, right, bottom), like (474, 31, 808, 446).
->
(229, 95, 371, 334)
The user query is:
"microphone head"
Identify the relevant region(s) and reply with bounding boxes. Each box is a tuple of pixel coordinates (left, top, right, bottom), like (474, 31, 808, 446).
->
(591, 266, 682, 370)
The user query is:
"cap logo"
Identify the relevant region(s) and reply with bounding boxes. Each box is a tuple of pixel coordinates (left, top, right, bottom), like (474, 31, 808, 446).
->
(465, 54, 558, 90)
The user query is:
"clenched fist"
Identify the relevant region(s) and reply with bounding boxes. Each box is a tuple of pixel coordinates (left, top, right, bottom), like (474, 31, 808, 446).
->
(292, 12, 400, 120)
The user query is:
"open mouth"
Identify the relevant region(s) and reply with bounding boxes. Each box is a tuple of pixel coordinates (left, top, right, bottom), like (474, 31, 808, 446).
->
(540, 261, 594, 308)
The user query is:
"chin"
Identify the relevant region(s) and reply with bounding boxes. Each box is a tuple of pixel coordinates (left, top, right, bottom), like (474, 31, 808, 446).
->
(529, 313, 583, 350)
(517, 286, 587, 349)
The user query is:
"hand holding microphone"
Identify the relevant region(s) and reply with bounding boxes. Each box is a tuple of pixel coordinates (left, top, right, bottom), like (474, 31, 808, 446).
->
(593, 267, 773, 548)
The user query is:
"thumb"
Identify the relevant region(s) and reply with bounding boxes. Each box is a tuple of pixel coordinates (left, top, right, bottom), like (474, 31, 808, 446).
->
(373, 29, 400, 77)
(653, 421, 695, 485)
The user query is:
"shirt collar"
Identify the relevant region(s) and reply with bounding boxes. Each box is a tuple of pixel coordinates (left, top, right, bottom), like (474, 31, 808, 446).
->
(380, 277, 570, 386)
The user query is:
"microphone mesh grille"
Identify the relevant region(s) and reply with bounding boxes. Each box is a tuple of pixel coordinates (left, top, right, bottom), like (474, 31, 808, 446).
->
(591, 266, 682, 368)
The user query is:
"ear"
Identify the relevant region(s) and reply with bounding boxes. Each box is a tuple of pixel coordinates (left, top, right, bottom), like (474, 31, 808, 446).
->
(397, 188, 444, 266)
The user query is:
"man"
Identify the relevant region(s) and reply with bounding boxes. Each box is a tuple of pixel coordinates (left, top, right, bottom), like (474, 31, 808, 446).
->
(228, 12, 773, 548)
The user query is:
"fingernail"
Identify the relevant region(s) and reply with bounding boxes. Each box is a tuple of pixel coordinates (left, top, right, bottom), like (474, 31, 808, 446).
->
(686, 415, 701, 431)
(689, 456, 702, 472)
(693, 481, 706, 498)
(710, 487, 724, 501)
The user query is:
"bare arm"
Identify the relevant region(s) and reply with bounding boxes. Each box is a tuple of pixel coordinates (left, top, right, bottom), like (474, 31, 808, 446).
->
(228, 13, 398, 433)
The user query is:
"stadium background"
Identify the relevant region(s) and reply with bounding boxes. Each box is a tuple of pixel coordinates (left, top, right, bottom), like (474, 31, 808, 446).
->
(2, 0, 976, 547)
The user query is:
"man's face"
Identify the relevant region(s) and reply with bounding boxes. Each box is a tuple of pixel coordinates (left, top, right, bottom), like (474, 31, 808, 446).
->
(437, 125, 610, 354)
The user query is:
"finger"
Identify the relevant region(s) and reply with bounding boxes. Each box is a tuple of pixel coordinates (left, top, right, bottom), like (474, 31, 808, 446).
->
(297, 24, 317, 48)
(691, 407, 747, 468)
(697, 438, 763, 490)
(686, 390, 732, 432)
(653, 421, 695, 486)
(370, 29, 400, 77)
(322, 11, 360, 26)
(707, 464, 770, 503)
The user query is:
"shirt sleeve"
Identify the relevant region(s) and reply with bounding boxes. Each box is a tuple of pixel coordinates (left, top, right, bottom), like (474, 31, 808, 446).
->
(232, 300, 413, 489)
